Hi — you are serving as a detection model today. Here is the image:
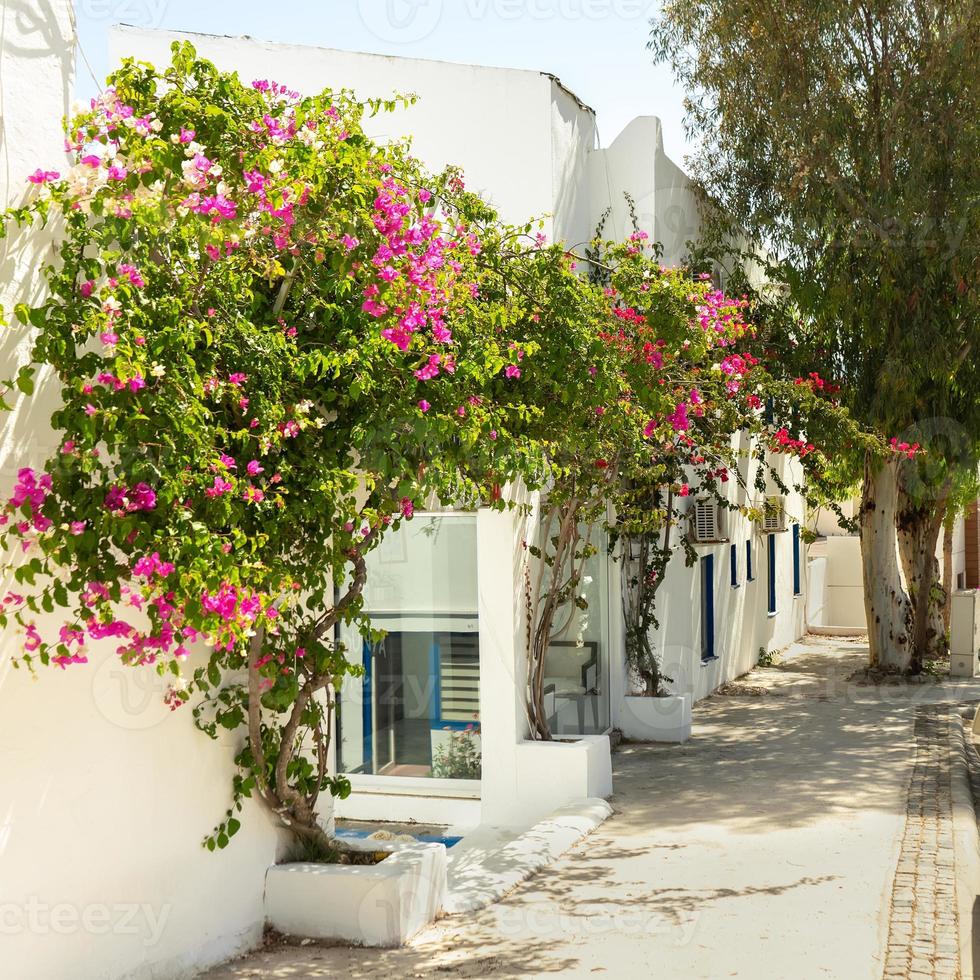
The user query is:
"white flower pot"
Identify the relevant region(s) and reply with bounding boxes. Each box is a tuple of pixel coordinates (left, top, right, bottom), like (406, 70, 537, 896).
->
(620, 694, 692, 743)
(508, 734, 613, 825)
(264, 837, 447, 947)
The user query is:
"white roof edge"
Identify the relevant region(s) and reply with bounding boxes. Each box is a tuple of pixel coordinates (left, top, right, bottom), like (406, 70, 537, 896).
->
(112, 24, 564, 89)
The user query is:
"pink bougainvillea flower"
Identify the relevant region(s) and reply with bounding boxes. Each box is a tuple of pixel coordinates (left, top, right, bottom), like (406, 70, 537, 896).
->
(79, 280, 95, 298)
(205, 476, 234, 499)
(246, 460, 264, 476)
(504, 365, 521, 379)
(28, 169, 60, 184)
(400, 497, 414, 519)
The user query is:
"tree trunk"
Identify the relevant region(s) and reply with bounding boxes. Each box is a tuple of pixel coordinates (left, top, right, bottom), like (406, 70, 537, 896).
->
(942, 513, 955, 635)
(859, 455, 912, 670)
(896, 468, 950, 671)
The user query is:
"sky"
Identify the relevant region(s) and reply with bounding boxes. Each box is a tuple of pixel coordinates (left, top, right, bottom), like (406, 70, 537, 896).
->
(72, 0, 693, 164)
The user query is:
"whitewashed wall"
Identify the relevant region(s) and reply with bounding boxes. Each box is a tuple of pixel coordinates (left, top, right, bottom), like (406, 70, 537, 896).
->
(111, 26, 561, 237)
(0, 8, 280, 979)
(620, 438, 808, 707)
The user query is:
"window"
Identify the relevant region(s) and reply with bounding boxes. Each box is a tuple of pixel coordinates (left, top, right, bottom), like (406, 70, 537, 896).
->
(767, 534, 777, 615)
(701, 554, 715, 661)
(746, 539, 754, 581)
(764, 397, 775, 426)
(337, 515, 481, 780)
(792, 524, 802, 595)
(730, 543, 739, 588)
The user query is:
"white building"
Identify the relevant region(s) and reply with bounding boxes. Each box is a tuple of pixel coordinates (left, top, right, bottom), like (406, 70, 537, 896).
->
(110, 26, 809, 818)
(0, 18, 808, 979)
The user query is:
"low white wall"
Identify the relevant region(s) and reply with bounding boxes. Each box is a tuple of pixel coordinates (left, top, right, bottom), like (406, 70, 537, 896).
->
(0, 10, 280, 979)
(0, 652, 280, 980)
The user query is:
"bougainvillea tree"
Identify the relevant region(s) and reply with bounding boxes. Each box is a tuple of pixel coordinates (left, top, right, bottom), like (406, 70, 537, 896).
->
(519, 235, 878, 730)
(0, 45, 564, 853)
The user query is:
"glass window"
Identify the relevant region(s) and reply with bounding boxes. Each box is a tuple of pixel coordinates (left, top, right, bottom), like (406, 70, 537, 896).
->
(536, 522, 610, 737)
(336, 516, 481, 780)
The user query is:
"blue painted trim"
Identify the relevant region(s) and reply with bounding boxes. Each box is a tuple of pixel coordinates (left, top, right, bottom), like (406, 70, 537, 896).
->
(767, 534, 777, 614)
(361, 639, 373, 772)
(430, 720, 481, 732)
(746, 539, 754, 581)
(428, 639, 441, 721)
(701, 554, 715, 661)
(730, 543, 738, 587)
(792, 524, 802, 595)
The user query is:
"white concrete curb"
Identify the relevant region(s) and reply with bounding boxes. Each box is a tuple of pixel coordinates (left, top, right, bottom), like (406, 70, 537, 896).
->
(443, 798, 613, 915)
(949, 707, 980, 980)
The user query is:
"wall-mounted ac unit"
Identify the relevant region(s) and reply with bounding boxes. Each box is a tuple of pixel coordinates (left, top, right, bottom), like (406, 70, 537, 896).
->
(691, 499, 726, 543)
(761, 496, 787, 533)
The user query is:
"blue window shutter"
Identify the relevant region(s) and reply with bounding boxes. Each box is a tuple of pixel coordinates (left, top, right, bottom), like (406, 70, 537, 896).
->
(767, 534, 777, 614)
(792, 524, 802, 595)
(701, 555, 715, 660)
(746, 539, 753, 581)
(730, 543, 738, 587)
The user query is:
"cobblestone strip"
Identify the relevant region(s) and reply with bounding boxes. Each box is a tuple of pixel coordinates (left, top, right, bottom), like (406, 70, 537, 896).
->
(883, 708, 960, 980)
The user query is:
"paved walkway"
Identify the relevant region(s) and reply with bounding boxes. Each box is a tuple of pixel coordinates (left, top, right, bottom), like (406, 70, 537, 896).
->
(202, 637, 980, 980)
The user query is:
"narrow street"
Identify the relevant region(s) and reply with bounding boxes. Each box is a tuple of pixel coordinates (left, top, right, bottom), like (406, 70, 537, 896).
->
(205, 637, 980, 979)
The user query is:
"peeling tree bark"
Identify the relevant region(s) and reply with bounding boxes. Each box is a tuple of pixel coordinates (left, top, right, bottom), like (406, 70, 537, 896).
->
(860, 454, 913, 670)
(942, 515, 954, 635)
(896, 467, 951, 671)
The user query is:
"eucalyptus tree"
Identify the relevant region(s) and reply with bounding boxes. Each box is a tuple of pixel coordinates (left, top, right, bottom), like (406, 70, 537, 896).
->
(651, 0, 980, 670)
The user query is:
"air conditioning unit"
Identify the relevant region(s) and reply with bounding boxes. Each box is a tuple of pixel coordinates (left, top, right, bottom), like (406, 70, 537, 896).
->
(761, 496, 786, 533)
(691, 499, 726, 543)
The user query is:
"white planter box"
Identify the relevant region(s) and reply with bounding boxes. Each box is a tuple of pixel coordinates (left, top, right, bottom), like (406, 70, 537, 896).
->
(264, 837, 447, 947)
(509, 734, 613, 825)
(620, 694, 692, 743)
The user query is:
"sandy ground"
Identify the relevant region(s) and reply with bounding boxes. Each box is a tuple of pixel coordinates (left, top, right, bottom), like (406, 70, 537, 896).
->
(201, 636, 980, 979)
